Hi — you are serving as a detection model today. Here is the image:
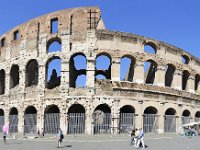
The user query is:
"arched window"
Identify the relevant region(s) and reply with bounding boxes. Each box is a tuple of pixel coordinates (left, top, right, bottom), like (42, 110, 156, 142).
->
(182, 70, 190, 90)
(144, 60, 157, 84)
(95, 53, 111, 80)
(181, 55, 190, 64)
(46, 57, 61, 89)
(47, 38, 61, 53)
(0, 69, 5, 95)
(69, 53, 87, 88)
(120, 55, 135, 82)
(165, 64, 176, 87)
(10, 65, 19, 89)
(144, 43, 157, 54)
(26, 59, 38, 87)
(195, 74, 200, 91)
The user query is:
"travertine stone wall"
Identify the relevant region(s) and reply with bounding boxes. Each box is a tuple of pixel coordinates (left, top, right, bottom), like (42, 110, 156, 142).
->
(0, 7, 200, 135)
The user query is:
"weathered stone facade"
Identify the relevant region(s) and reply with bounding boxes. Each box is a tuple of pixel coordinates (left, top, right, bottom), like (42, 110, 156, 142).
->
(0, 7, 200, 135)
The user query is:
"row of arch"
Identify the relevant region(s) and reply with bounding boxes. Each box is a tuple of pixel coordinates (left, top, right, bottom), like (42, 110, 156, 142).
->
(0, 52, 199, 94)
(0, 104, 200, 134)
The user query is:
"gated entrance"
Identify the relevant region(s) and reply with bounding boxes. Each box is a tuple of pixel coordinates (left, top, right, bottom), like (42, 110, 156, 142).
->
(119, 105, 135, 133)
(67, 104, 85, 134)
(182, 109, 191, 125)
(164, 108, 176, 132)
(24, 106, 37, 133)
(0, 109, 4, 132)
(9, 107, 18, 133)
(44, 105, 60, 134)
(93, 104, 111, 134)
(143, 106, 159, 133)
(195, 111, 200, 122)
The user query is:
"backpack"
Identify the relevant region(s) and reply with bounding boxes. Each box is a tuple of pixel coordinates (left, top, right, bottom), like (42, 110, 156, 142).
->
(60, 133, 64, 139)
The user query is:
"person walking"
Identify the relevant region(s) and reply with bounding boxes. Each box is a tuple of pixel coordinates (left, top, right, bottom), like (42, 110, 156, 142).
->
(135, 128, 145, 149)
(57, 128, 64, 148)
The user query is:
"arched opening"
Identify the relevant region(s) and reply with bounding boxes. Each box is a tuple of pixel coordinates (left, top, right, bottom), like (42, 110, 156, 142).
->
(181, 55, 190, 64)
(164, 108, 176, 132)
(67, 104, 85, 134)
(143, 106, 158, 133)
(0, 69, 5, 95)
(69, 53, 87, 88)
(47, 38, 61, 53)
(195, 111, 200, 122)
(24, 106, 37, 133)
(93, 104, 111, 134)
(26, 59, 38, 87)
(182, 109, 191, 125)
(95, 53, 111, 80)
(120, 55, 135, 81)
(165, 64, 176, 87)
(119, 105, 135, 133)
(9, 107, 18, 133)
(0, 109, 4, 132)
(182, 70, 190, 90)
(10, 65, 19, 89)
(44, 105, 60, 134)
(144, 43, 157, 54)
(46, 57, 61, 89)
(195, 74, 200, 91)
(144, 60, 157, 84)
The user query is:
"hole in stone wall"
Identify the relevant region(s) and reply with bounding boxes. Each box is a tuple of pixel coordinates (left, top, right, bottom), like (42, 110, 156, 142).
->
(1, 38, 5, 47)
(144, 44, 156, 54)
(26, 59, 38, 87)
(144, 60, 157, 84)
(47, 38, 61, 53)
(46, 57, 61, 89)
(165, 108, 176, 115)
(144, 106, 157, 114)
(120, 56, 135, 81)
(0, 69, 5, 95)
(50, 18, 58, 33)
(69, 54, 87, 88)
(182, 70, 190, 90)
(14, 30, 19, 41)
(195, 74, 200, 91)
(95, 54, 111, 80)
(181, 55, 190, 64)
(165, 64, 176, 87)
(10, 65, 19, 89)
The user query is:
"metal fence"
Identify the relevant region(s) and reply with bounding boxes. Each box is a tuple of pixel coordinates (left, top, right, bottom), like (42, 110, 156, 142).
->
(143, 114, 159, 133)
(24, 114, 37, 133)
(119, 113, 135, 133)
(67, 113, 85, 134)
(9, 115, 18, 133)
(195, 117, 200, 122)
(0, 116, 4, 132)
(182, 116, 190, 125)
(44, 113, 60, 134)
(164, 115, 176, 132)
(93, 113, 111, 134)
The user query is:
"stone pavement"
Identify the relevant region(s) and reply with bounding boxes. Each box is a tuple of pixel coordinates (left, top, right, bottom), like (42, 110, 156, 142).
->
(0, 133, 200, 150)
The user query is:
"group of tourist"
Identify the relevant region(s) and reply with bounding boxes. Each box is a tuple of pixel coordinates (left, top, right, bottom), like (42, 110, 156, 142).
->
(130, 128, 145, 149)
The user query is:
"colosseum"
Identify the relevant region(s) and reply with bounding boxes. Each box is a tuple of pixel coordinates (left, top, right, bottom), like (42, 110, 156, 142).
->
(0, 6, 200, 135)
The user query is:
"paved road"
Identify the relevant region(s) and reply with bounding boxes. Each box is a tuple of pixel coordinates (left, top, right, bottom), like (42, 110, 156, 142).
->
(0, 134, 199, 150)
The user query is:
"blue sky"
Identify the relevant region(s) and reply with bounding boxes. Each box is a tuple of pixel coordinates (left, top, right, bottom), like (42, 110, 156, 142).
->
(0, 0, 200, 56)
(0, 0, 200, 86)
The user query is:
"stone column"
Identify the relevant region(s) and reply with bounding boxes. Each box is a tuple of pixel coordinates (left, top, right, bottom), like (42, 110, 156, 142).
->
(38, 64, 46, 96)
(61, 61, 69, 89)
(111, 58, 120, 81)
(19, 66, 26, 92)
(85, 110, 93, 135)
(157, 104, 165, 133)
(154, 64, 165, 87)
(135, 102, 143, 129)
(172, 69, 182, 90)
(133, 60, 144, 84)
(5, 71, 10, 94)
(86, 57, 95, 91)
(60, 105, 67, 134)
(186, 74, 195, 93)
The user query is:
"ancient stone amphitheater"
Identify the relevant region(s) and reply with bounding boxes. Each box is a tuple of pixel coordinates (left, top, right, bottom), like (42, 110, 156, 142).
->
(0, 6, 200, 135)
